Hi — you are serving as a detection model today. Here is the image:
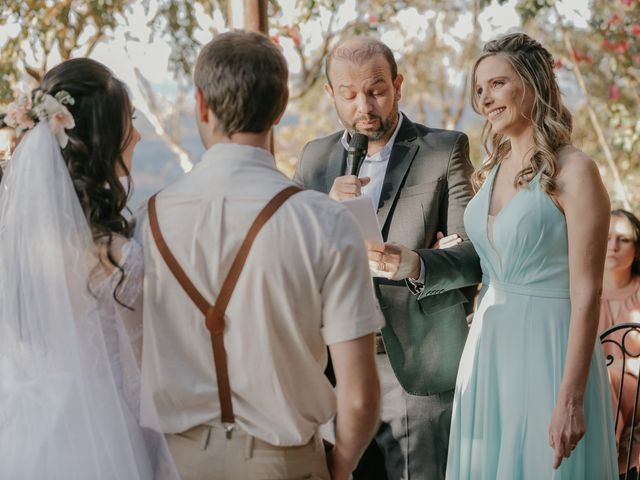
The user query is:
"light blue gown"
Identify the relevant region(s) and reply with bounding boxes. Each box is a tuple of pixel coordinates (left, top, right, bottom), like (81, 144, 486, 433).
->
(446, 166, 618, 479)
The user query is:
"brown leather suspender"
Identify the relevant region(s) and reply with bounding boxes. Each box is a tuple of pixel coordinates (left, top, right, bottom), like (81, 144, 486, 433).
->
(147, 185, 302, 432)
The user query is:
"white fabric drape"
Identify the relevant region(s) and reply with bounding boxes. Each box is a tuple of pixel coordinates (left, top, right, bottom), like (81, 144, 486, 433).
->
(0, 122, 178, 479)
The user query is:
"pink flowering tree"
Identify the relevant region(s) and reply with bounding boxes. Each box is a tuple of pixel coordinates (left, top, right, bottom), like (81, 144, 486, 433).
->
(511, 0, 640, 209)
(596, 1, 640, 157)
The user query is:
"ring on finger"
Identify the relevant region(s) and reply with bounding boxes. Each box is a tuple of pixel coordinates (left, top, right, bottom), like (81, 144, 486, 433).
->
(378, 261, 386, 271)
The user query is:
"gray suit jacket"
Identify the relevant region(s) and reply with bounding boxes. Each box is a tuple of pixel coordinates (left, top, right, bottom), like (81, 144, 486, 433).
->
(294, 115, 481, 395)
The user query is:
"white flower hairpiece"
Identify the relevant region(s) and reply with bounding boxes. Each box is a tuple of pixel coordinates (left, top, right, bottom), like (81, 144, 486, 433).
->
(5, 90, 75, 148)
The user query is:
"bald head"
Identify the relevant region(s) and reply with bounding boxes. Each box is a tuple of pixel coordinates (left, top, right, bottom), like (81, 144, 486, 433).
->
(325, 37, 398, 86)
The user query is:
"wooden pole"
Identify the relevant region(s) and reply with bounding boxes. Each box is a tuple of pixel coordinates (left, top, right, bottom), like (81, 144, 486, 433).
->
(243, 0, 268, 33)
(228, 0, 267, 31)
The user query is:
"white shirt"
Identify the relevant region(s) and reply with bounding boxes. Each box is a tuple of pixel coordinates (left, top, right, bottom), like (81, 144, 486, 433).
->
(340, 112, 403, 209)
(137, 143, 384, 446)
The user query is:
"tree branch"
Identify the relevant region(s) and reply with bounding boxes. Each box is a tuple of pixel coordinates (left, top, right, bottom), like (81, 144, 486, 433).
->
(558, 18, 630, 209)
(83, 29, 105, 58)
(290, 12, 344, 100)
(449, 0, 480, 130)
(134, 67, 194, 173)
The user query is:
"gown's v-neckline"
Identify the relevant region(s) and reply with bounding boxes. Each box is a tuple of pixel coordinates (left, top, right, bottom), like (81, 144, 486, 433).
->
(485, 164, 541, 252)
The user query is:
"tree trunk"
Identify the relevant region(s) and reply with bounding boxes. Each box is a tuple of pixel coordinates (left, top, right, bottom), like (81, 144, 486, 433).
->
(227, 1, 268, 32)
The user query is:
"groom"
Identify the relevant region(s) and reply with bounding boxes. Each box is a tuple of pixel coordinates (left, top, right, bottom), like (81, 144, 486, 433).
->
(137, 31, 384, 480)
(294, 37, 481, 479)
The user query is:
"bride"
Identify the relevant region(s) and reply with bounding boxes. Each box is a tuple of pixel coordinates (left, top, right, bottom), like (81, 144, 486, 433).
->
(0, 58, 178, 479)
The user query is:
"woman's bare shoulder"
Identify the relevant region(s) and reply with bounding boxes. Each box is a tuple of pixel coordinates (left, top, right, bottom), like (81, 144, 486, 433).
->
(554, 145, 609, 213)
(556, 146, 598, 176)
(555, 146, 602, 191)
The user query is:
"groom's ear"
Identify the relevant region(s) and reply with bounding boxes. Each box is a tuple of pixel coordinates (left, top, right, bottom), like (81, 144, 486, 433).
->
(195, 87, 209, 123)
(273, 88, 289, 126)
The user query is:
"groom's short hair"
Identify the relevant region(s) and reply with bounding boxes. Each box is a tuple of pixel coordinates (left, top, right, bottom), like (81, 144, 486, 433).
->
(194, 31, 288, 135)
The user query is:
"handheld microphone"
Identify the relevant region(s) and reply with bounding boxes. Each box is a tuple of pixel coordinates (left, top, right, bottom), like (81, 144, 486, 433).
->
(346, 133, 369, 177)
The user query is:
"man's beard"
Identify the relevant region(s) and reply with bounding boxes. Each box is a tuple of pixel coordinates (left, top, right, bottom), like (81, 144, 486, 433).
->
(342, 107, 399, 142)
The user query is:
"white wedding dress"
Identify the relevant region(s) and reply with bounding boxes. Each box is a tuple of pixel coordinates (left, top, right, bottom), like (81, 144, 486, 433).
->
(0, 122, 178, 479)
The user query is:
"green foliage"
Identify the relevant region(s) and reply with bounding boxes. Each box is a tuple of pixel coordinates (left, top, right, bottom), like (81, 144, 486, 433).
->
(147, 0, 203, 78)
(515, 0, 556, 25)
(2, 0, 638, 207)
(510, 0, 640, 209)
(478, 0, 510, 8)
(0, 0, 130, 103)
(0, 0, 230, 101)
(609, 103, 640, 153)
(591, 0, 640, 155)
(0, 36, 21, 104)
(273, 0, 384, 98)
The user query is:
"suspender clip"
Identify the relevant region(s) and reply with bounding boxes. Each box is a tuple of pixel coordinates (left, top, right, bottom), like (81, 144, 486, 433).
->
(224, 422, 235, 439)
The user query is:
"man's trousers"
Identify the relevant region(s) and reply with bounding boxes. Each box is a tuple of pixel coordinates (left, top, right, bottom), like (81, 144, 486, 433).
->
(166, 424, 330, 480)
(372, 353, 455, 480)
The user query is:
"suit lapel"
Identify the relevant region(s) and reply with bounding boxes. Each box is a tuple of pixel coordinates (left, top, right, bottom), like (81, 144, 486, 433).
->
(376, 116, 419, 232)
(325, 141, 347, 193)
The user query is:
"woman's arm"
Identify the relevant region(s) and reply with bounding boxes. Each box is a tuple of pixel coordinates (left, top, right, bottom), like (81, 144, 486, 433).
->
(549, 149, 610, 469)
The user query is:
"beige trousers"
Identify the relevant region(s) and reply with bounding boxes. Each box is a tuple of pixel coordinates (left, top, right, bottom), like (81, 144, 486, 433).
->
(166, 424, 331, 480)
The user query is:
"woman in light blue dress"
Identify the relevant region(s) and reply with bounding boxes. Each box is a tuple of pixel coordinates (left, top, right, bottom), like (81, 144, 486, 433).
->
(445, 33, 617, 479)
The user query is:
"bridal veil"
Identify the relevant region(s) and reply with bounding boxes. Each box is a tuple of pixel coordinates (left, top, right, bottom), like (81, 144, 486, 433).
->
(0, 121, 177, 479)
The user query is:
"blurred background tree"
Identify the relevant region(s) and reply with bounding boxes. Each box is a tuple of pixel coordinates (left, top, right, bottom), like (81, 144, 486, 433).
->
(0, 0, 129, 92)
(0, 0, 638, 210)
(503, 0, 639, 208)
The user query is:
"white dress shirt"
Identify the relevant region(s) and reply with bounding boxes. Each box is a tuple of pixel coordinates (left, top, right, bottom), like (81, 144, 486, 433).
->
(137, 143, 384, 446)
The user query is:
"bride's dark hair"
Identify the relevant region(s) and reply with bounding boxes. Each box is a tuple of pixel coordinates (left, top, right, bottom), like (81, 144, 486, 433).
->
(40, 58, 135, 305)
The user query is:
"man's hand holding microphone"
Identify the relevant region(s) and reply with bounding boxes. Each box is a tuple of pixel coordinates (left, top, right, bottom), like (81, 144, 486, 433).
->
(331, 133, 464, 282)
(329, 175, 371, 202)
(330, 133, 421, 282)
(329, 133, 370, 202)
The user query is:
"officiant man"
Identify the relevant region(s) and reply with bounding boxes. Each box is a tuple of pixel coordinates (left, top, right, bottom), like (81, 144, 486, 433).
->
(294, 37, 481, 479)
(137, 31, 385, 480)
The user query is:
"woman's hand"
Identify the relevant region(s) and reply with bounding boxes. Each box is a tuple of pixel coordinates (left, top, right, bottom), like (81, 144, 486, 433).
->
(548, 397, 585, 469)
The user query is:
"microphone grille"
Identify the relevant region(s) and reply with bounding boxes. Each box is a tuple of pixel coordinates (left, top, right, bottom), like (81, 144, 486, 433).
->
(349, 133, 369, 150)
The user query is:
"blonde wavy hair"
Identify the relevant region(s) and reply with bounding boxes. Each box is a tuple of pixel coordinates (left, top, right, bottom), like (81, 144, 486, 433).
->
(470, 33, 573, 196)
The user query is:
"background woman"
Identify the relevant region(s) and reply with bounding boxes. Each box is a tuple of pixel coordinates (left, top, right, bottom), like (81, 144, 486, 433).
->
(0, 58, 177, 478)
(445, 33, 617, 479)
(599, 209, 640, 475)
